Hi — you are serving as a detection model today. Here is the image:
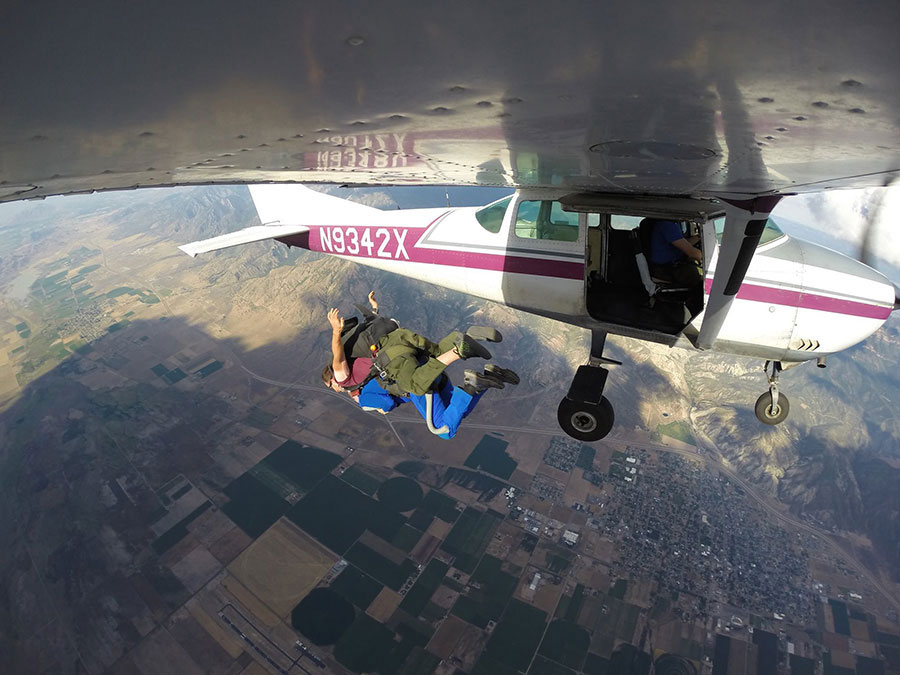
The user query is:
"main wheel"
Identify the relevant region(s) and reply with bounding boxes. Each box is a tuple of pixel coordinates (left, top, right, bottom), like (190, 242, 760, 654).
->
(557, 397, 615, 441)
(755, 391, 790, 425)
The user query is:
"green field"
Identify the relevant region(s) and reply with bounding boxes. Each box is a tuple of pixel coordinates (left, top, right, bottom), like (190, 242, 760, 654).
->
(221, 473, 289, 537)
(418, 489, 459, 522)
(106, 286, 159, 303)
(330, 565, 383, 609)
(151, 501, 211, 554)
(400, 559, 449, 617)
(538, 620, 590, 670)
(163, 367, 187, 384)
(407, 509, 434, 531)
(464, 435, 518, 479)
(582, 653, 611, 675)
(345, 542, 417, 590)
(546, 547, 575, 574)
(263, 441, 341, 492)
(529, 656, 575, 675)
(244, 406, 277, 429)
(288, 475, 406, 553)
(451, 554, 517, 628)
(291, 588, 354, 645)
(377, 477, 424, 512)
(584, 594, 641, 656)
(441, 507, 503, 573)
(391, 524, 423, 552)
(657, 420, 696, 445)
(333, 614, 414, 674)
(195, 360, 223, 378)
(474, 599, 547, 674)
(340, 464, 382, 495)
(556, 583, 585, 622)
(398, 647, 440, 675)
(575, 445, 595, 470)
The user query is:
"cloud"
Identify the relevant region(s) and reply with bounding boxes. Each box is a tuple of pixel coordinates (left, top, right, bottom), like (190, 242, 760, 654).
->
(774, 186, 900, 272)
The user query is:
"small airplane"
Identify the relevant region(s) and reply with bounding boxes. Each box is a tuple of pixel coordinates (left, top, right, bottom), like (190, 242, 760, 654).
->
(179, 184, 899, 441)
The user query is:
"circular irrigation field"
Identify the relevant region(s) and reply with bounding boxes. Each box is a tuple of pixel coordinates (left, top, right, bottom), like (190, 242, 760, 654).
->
(290, 588, 354, 645)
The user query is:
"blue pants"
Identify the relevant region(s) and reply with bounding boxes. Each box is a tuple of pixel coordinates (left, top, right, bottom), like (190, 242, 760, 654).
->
(409, 380, 484, 439)
(357, 378, 484, 439)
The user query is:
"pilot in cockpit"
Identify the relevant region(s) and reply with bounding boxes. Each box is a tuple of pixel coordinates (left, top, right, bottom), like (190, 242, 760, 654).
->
(645, 219, 703, 285)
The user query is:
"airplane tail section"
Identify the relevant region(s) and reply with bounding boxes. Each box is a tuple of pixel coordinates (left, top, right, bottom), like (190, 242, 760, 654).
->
(178, 222, 311, 257)
(178, 184, 380, 257)
(248, 184, 380, 225)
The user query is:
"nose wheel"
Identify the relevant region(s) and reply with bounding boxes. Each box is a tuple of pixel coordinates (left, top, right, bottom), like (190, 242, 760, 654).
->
(755, 360, 790, 425)
(557, 330, 619, 442)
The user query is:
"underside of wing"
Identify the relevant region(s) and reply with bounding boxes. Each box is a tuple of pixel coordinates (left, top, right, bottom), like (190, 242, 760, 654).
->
(3, 3, 900, 205)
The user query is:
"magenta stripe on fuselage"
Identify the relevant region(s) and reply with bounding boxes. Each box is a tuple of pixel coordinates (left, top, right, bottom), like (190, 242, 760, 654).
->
(704, 278, 891, 319)
(410, 247, 584, 279)
(279, 226, 584, 280)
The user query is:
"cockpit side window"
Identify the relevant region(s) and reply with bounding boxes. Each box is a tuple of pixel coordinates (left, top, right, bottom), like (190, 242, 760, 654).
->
(759, 217, 785, 245)
(475, 196, 513, 234)
(515, 200, 580, 241)
(713, 216, 785, 246)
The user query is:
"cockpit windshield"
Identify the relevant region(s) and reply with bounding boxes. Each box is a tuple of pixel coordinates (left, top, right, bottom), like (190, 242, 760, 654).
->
(713, 216, 785, 247)
(475, 196, 513, 233)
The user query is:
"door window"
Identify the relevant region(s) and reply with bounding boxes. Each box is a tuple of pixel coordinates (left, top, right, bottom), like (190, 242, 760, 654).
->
(515, 200, 581, 241)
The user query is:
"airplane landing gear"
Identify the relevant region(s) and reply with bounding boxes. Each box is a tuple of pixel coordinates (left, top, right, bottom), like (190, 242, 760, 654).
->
(558, 396, 615, 441)
(557, 331, 619, 442)
(755, 360, 790, 425)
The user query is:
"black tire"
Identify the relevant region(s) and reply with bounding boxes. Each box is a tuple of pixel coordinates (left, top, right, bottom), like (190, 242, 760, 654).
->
(557, 397, 615, 441)
(755, 391, 790, 425)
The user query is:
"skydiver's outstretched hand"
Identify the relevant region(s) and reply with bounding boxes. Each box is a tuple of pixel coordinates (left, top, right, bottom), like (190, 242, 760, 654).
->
(327, 308, 345, 333)
(368, 291, 378, 313)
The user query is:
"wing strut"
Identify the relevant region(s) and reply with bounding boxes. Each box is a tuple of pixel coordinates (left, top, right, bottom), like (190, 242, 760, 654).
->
(696, 196, 782, 350)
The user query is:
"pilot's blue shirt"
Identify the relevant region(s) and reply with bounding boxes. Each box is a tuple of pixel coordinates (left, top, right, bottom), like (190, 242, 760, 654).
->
(649, 220, 686, 265)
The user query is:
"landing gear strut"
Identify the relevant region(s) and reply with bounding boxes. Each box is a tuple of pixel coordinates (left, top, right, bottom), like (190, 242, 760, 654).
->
(557, 331, 619, 441)
(755, 360, 790, 425)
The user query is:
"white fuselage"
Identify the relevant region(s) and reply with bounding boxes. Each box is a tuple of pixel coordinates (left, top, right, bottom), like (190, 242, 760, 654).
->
(265, 188, 895, 365)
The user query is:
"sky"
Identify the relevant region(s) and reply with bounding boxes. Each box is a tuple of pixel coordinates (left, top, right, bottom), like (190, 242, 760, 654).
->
(773, 186, 900, 282)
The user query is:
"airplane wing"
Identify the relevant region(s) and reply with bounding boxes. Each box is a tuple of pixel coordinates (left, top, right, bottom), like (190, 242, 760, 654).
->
(2, 2, 900, 205)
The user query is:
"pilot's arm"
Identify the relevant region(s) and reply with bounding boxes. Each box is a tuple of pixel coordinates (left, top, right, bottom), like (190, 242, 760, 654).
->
(671, 237, 702, 262)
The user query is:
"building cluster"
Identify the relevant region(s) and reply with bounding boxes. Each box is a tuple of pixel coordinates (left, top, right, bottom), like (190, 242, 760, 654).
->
(542, 436, 585, 472)
(591, 453, 815, 625)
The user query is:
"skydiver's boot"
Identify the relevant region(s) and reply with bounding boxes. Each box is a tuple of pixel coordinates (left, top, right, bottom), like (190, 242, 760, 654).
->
(484, 363, 520, 385)
(461, 369, 505, 395)
(465, 326, 503, 343)
(449, 331, 493, 360)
